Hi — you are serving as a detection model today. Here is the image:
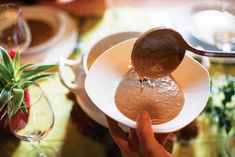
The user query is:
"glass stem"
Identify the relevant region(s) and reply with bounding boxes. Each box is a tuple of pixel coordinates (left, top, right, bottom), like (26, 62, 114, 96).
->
(35, 141, 47, 157)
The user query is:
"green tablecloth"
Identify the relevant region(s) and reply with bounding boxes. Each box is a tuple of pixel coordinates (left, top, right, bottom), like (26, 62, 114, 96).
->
(0, 7, 234, 157)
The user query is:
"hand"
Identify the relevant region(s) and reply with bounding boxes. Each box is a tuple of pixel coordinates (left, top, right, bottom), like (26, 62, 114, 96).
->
(106, 111, 173, 157)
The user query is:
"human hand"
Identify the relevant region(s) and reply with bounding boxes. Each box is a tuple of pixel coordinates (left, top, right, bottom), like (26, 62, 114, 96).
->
(106, 111, 173, 157)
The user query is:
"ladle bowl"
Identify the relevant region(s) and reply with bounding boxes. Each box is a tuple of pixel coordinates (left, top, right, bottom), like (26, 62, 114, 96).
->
(131, 28, 235, 78)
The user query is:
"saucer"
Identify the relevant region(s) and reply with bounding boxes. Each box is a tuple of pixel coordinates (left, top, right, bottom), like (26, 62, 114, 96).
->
(85, 38, 210, 133)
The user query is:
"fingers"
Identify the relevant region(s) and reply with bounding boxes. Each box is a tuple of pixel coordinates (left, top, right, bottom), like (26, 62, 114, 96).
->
(136, 111, 172, 157)
(106, 115, 128, 148)
(136, 111, 156, 147)
(156, 133, 169, 145)
(128, 128, 139, 150)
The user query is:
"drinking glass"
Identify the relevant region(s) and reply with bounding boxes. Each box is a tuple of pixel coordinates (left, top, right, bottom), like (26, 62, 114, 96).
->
(213, 4, 235, 51)
(0, 3, 31, 52)
(8, 82, 57, 157)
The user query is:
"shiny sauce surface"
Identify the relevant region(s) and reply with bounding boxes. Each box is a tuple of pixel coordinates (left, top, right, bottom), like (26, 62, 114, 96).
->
(115, 70, 184, 124)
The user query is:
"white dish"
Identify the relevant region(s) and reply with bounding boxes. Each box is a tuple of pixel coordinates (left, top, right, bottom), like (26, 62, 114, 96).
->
(86, 31, 142, 72)
(59, 32, 141, 127)
(189, 5, 235, 63)
(21, 9, 77, 65)
(191, 10, 235, 47)
(85, 38, 210, 133)
(21, 6, 66, 54)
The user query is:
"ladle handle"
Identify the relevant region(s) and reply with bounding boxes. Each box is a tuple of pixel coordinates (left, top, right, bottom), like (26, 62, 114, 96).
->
(187, 46, 235, 58)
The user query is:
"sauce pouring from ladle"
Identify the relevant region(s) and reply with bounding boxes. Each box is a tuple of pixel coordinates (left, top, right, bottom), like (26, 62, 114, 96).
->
(131, 27, 235, 79)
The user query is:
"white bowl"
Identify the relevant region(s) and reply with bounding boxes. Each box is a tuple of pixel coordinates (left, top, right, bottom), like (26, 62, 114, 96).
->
(86, 32, 142, 71)
(21, 6, 66, 54)
(85, 38, 210, 133)
(59, 32, 141, 127)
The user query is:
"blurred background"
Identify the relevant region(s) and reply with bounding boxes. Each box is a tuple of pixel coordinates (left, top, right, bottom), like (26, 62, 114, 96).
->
(0, 0, 235, 157)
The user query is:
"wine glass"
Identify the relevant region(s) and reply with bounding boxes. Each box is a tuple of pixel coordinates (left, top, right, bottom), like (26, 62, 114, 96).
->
(8, 82, 57, 157)
(0, 3, 31, 52)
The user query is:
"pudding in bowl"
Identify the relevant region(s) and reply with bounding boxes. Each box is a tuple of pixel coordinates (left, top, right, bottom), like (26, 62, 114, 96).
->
(115, 70, 184, 124)
(21, 6, 65, 54)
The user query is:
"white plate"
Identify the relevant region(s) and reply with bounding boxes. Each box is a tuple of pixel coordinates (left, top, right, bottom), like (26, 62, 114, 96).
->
(21, 9, 77, 65)
(85, 38, 210, 133)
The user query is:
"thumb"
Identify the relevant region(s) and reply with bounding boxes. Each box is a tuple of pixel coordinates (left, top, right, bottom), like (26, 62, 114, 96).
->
(136, 111, 156, 147)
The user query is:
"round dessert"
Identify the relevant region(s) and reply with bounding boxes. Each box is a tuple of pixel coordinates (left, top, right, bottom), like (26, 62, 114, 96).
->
(115, 70, 184, 124)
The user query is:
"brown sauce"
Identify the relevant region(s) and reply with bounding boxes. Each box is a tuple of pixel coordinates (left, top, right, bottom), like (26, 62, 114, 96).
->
(115, 70, 184, 124)
(27, 19, 55, 47)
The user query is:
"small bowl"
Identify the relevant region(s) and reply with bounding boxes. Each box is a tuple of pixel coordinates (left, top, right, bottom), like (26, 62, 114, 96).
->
(85, 38, 210, 133)
(21, 6, 65, 54)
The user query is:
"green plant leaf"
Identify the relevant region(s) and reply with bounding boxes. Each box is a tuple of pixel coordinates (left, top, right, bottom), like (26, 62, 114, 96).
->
(19, 81, 34, 89)
(0, 76, 7, 86)
(21, 101, 28, 113)
(0, 88, 9, 111)
(0, 63, 12, 82)
(8, 88, 24, 117)
(0, 48, 14, 76)
(13, 50, 20, 71)
(21, 64, 56, 79)
(28, 73, 52, 82)
(15, 63, 35, 77)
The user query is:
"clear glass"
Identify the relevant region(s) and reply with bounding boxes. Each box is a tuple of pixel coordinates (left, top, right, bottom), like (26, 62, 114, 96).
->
(0, 3, 31, 52)
(8, 82, 58, 157)
(213, 4, 235, 51)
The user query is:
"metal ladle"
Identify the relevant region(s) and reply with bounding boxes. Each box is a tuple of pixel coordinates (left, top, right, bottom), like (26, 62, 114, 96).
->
(131, 27, 235, 78)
